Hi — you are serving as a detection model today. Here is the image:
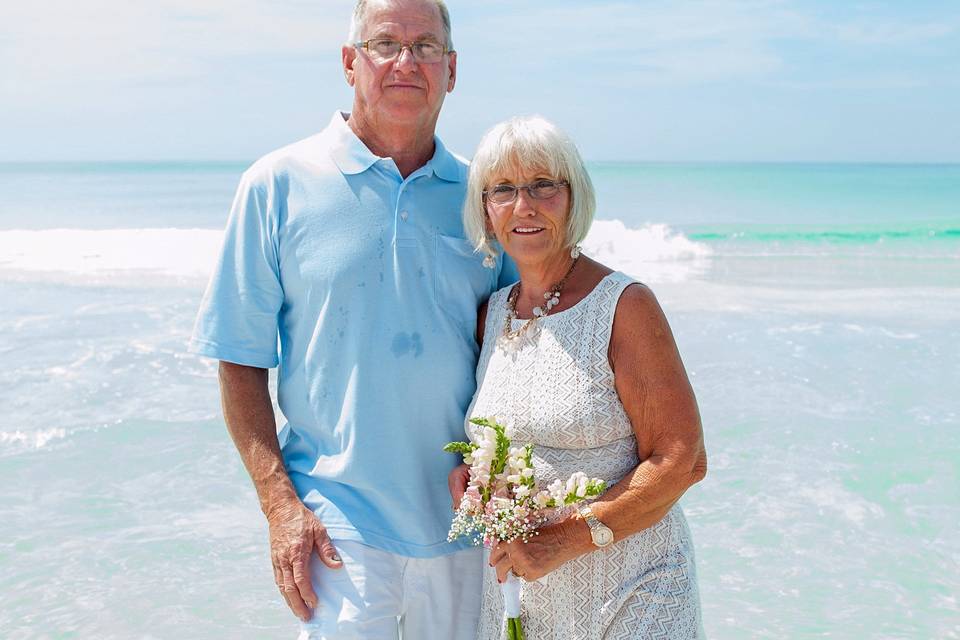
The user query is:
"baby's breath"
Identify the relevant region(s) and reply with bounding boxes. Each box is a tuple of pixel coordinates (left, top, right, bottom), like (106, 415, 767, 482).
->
(445, 417, 606, 547)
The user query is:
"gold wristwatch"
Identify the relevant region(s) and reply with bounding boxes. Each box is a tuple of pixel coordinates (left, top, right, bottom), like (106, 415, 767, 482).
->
(577, 504, 614, 548)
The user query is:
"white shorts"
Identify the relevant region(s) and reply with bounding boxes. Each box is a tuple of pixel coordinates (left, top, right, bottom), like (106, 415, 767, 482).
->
(297, 540, 483, 640)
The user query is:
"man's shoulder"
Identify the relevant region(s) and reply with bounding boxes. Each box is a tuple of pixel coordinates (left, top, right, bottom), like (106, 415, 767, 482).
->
(435, 142, 470, 184)
(241, 132, 336, 187)
(448, 147, 470, 168)
(450, 149, 470, 179)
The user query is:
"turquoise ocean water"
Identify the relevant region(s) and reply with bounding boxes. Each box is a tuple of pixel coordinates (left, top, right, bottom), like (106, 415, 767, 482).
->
(1, 163, 958, 638)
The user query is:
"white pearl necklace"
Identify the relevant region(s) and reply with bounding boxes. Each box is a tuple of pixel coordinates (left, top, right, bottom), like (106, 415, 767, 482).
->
(499, 256, 580, 351)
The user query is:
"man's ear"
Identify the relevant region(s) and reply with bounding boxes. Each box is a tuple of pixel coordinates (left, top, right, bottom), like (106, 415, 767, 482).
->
(446, 51, 457, 93)
(342, 44, 357, 87)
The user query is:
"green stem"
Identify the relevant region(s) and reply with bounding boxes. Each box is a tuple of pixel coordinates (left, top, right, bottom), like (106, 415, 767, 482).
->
(507, 617, 525, 640)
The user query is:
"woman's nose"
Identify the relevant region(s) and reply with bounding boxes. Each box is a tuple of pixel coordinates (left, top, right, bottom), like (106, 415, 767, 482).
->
(512, 190, 537, 216)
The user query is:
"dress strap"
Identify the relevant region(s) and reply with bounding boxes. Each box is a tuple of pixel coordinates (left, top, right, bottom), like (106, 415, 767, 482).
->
(597, 271, 640, 337)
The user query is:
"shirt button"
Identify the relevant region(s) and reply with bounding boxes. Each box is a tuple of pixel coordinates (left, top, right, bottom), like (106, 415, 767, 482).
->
(400, 211, 409, 221)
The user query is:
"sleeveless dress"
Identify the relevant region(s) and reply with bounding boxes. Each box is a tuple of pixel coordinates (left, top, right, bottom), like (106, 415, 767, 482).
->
(466, 271, 704, 640)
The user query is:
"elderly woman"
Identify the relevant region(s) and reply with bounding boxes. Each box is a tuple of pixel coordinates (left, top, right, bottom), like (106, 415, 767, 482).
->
(450, 116, 707, 639)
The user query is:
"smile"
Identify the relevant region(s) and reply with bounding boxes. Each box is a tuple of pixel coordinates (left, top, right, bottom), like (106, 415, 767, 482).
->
(513, 227, 544, 234)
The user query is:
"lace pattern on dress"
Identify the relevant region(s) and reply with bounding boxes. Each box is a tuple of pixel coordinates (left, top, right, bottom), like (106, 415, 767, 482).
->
(468, 272, 704, 640)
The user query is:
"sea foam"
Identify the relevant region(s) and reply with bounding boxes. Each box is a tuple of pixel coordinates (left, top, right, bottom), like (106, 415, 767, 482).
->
(0, 221, 713, 283)
(584, 220, 712, 282)
(0, 228, 221, 278)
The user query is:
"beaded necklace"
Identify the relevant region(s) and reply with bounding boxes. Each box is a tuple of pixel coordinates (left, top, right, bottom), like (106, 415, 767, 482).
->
(501, 256, 580, 348)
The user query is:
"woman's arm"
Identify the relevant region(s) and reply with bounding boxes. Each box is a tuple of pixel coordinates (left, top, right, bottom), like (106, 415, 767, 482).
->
(491, 283, 707, 582)
(595, 282, 707, 532)
(476, 299, 489, 347)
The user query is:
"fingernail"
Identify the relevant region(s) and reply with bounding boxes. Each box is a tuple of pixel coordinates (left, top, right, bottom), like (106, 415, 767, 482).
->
(332, 553, 341, 562)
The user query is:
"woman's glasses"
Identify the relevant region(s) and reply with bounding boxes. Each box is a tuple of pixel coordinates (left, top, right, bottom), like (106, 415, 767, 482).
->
(483, 180, 569, 206)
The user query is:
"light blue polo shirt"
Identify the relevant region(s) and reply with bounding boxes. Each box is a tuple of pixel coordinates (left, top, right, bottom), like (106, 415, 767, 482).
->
(191, 112, 514, 557)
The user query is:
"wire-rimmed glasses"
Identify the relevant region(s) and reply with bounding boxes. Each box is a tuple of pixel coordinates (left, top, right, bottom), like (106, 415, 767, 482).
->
(483, 179, 569, 206)
(355, 38, 452, 64)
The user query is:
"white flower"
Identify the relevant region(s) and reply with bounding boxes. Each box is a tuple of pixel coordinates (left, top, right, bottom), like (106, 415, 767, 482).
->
(576, 475, 589, 498)
(533, 491, 552, 509)
(565, 472, 582, 496)
(548, 479, 566, 504)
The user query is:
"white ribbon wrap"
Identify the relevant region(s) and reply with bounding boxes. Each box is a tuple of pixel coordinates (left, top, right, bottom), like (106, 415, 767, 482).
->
(501, 570, 522, 618)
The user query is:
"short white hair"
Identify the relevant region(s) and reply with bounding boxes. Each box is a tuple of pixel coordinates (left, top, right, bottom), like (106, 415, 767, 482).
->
(348, 0, 454, 49)
(464, 116, 596, 262)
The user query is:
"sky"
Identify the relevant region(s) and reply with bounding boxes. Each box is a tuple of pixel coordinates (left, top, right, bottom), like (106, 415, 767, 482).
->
(1, 0, 958, 162)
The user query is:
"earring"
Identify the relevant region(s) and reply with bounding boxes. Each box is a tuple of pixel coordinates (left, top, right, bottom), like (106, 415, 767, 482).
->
(482, 254, 496, 269)
(570, 245, 582, 259)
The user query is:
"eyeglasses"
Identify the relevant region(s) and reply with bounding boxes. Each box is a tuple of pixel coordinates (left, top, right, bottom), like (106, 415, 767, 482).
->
(483, 179, 569, 205)
(355, 39, 452, 64)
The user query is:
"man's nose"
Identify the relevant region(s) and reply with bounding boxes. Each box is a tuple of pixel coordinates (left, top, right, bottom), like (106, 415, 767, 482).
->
(394, 46, 418, 72)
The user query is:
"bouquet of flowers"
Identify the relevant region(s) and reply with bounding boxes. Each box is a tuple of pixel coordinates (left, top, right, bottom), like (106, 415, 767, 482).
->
(445, 417, 606, 640)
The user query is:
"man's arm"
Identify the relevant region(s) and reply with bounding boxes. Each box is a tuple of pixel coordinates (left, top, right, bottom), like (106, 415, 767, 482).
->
(218, 361, 342, 622)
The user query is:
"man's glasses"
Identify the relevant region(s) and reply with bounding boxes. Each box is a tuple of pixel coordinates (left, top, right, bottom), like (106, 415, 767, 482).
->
(355, 39, 451, 64)
(483, 180, 569, 206)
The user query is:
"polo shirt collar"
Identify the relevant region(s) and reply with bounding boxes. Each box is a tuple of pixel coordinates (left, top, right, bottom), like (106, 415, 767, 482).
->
(428, 136, 461, 183)
(326, 112, 379, 175)
(326, 111, 461, 183)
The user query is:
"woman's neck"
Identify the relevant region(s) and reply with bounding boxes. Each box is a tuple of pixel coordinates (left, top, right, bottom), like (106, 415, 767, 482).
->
(513, 252, 578, 311)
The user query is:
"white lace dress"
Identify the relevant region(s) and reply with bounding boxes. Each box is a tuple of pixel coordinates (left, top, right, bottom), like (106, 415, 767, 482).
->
(467, 272, 704, 640)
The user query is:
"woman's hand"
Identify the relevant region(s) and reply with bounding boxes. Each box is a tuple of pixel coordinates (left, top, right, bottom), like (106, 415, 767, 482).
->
(488, 519, 590, 583)
(447, 463, 470, 511)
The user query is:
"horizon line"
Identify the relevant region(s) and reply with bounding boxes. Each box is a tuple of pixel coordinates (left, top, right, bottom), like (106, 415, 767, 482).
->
(2, 159, 959, 168)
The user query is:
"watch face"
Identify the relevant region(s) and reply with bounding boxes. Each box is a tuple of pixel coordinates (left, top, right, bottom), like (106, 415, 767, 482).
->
(592, 525, 614, 547)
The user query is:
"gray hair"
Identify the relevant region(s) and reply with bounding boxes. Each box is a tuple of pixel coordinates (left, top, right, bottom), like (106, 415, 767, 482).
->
(464, 116, 596, 262)
(348, 0, 454, 49)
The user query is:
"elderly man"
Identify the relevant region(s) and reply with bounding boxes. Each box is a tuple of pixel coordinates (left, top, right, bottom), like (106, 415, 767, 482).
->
(190, 1, 512, 637)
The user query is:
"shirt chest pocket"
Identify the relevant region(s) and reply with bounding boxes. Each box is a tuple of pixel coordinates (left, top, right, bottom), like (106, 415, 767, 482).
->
(435, 233, 495, 335)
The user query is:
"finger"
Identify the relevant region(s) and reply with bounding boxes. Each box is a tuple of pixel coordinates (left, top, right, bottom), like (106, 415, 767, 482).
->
(488, 543, 508, 568)
(280, 561, 311, 622)
(493, 555, 513, 584)
(506, 543, 536, 580)
(291, 544, 318, 611)
(270, 551, 284, 590)
(275, 558, 295, 612)
(315, 533, 343, 569)
(451, 485, 465, 511)
(448, 467, 468, 510)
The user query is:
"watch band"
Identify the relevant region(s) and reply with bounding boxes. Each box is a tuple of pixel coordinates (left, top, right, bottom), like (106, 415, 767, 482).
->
(578, 504, 615, 548)
(578, 504, 598, 525)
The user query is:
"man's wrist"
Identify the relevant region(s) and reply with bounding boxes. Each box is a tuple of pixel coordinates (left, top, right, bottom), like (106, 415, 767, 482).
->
(258, 472, 302, 519)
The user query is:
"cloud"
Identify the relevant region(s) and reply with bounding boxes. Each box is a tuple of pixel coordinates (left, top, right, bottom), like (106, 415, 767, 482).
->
(2, 0, 959, 160)
(455, 0, 809, 86)
(831, 20, 957, 45)
(1, 0, 355, 104)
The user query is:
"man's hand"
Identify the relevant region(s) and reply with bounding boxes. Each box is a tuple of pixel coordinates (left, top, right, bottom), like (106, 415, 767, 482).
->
(267, 500, 343, 622)
(447, 463, 470, 511)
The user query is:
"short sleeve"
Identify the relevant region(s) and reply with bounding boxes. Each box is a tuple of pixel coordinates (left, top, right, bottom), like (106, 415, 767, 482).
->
(189, 170, 284, 368)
